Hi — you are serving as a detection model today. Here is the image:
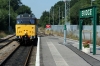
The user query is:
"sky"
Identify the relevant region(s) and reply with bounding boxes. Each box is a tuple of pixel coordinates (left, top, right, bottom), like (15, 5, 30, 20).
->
(21, 0, 60, 19)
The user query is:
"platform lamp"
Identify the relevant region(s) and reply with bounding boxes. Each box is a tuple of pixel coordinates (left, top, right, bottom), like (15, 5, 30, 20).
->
(63, 0, 71, 44)
(91, 0, 95, 6)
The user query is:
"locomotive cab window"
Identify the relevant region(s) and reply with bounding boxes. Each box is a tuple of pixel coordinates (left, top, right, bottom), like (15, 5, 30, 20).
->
(16, 19, 36, 24)
(16, 13, 36, 25)
(30, 19, 35, 24)
(17, 20, 21, 24)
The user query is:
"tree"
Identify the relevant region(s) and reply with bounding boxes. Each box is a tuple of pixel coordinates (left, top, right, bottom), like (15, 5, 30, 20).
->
(16, 5, 32, 14)
(70, 0, 93, 25)
(39, 11, 49, 27)
(10, 0, 22, 11)
(70, 0, 79, 7)
(39, 0, 79, 27)
(94, 0, 100, 13)
(0, 0, 32, 31)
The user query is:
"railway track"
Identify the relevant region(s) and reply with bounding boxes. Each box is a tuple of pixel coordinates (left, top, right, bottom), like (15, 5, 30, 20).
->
(0, 45, 33, 66)
(0, 41, 20, 65)
(0, 34, 39, 66)
(0, 34, 15, 49)
(0, 34, 15, 43)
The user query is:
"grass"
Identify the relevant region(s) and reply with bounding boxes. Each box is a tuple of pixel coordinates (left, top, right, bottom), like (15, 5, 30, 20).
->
(0, 31, 6, 38)
(54, 31, 63, 37)
(40, 28, 100, 46)
(53, 31, 100, 46)
(38, 27, 45, 33)
(0, 31, 14, 38)
(67, 31, 79, 40)
(53, 31, 79, 40)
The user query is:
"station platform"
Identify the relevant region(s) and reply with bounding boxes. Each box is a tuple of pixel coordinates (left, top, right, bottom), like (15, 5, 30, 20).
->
(36, 36, 100, 66)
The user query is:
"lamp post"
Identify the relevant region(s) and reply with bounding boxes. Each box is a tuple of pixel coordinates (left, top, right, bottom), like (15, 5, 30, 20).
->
(53, 7, 54, 25)
(63, 0, 67, 44)
(9, 0, 10, 32)
(59, 7, 60, 25)
(91, 0, 95, 6)
(48, 11, 50, 24)
(63, 0, 71, 44)
(62, 11, 64, 25)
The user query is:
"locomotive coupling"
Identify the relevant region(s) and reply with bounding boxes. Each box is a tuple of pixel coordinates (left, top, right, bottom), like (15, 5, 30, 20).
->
(22, 34, 29, 41)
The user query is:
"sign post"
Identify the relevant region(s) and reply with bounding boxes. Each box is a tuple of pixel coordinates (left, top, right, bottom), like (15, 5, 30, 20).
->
(79, 6, 97, 55)
(46, 24, 51, 35)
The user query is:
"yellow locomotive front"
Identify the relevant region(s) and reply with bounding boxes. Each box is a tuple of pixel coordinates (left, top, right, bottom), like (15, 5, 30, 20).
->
(15, 13, 37, 45)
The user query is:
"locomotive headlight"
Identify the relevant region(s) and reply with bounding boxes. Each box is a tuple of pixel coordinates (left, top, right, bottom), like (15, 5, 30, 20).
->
(25, 32, 27, 35)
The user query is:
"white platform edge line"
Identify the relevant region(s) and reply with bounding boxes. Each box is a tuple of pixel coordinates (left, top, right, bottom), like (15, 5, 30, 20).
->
(35, 37, 40, 66)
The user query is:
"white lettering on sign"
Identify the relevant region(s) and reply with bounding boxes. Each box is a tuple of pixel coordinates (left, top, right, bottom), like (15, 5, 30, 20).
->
(82, 9, 92, 17)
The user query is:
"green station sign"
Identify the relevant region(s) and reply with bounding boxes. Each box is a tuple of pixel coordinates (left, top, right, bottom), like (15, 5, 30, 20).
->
(79, 6, 97, 55)
(80, 7, 95, 18)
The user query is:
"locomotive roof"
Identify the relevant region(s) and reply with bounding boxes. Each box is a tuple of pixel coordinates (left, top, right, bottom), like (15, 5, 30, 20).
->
(17, 13, 36, 19)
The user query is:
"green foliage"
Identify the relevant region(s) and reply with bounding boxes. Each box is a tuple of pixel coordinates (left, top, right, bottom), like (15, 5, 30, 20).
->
(53, 1, 65, 25)
(39, 11, 49, 27)
(39, 0, 100, 26)
(0, 9, 9, 30)
(70, 0, 79, 7)
(0, 0, 9, 9)
(39, 1, 65, 27)
(39, 0, 79, 27)
(16, 5, 32, 14)
(10, 0, 22, 11)
(94, 0, 100, 13)
(0, 0, 32, 31)
(70, 0, 100, 25)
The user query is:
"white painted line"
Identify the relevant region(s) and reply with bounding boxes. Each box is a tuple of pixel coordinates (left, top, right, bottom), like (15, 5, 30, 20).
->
(35, 37, 40, 66)
(47, 42, 69, 66)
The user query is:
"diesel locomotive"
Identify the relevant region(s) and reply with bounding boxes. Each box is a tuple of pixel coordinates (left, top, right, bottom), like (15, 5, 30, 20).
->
(15, 13, 38, 45)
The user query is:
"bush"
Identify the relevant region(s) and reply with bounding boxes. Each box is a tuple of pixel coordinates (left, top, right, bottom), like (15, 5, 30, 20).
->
(0, 31, 6, 38)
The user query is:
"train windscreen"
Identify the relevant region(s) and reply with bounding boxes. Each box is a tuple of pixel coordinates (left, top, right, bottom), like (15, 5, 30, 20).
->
(17, 18, 35, 24)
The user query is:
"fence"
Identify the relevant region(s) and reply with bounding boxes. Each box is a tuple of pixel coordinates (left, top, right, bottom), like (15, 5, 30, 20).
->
(51, 25, 100, 40)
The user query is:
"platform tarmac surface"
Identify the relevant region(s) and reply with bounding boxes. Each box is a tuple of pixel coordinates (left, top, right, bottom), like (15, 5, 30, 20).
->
(40, 36, 100, 66)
